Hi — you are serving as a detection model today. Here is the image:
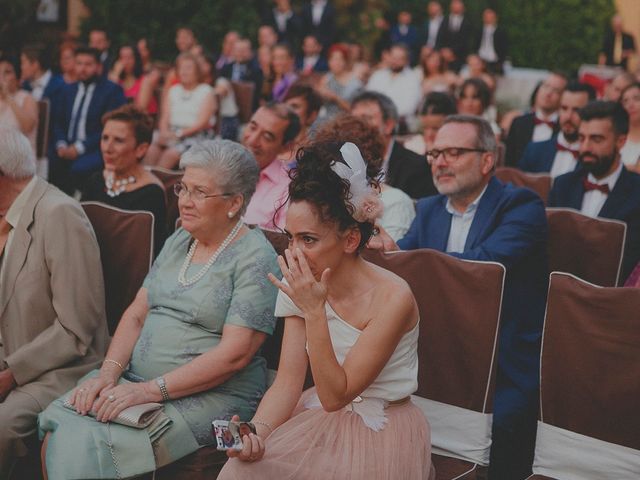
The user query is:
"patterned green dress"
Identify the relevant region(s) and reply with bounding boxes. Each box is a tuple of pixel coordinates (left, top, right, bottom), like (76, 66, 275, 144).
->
(38, 227, 280, 479)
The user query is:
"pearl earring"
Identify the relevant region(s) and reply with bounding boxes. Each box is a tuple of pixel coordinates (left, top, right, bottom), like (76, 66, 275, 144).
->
(227, 211, 235, 218)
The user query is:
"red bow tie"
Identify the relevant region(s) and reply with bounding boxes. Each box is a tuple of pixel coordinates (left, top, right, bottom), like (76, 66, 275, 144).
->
(556, 143, 579, 159)
(534, 117, 555, 128)
(582, 178, 610, 194)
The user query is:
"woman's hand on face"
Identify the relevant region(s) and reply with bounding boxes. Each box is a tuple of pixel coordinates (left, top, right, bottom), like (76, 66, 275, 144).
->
(93, 382, 153, 422)
(68, 374, 117, 416)
(226, 415, 266, 463)
(268, 248, 330, 316)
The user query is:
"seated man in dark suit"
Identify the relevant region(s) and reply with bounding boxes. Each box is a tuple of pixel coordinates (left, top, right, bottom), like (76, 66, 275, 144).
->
(372, 115, 548, 480)
(549, 101, 640, 282)
(300, 0, 336, 51)
(263, 0, 301, 46)
(441, 0, 473, 72)
(474, 8, 508, 74)
(519, 81, 596, 177)
(49, 46, 126, 195)
(505, 71, 567, 167)
(295, 35, 329, 76)
(219, 38, 264, 111)
(599, 14, 636, 70)
(390, 10, 419, 63)
(351, 91, 437, 199)
(20, 43, 65, 102)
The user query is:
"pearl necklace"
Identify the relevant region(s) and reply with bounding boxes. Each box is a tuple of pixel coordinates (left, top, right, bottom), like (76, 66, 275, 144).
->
(178, 220, 243, 286)
(105, 172, 136, 197)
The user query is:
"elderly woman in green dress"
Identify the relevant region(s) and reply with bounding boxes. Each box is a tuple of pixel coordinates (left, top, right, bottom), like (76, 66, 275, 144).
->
(39, 139, 280, 479)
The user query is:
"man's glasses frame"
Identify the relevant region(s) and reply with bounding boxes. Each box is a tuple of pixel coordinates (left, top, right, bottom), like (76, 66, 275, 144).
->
(173, 182, 232, 202)
(426, 147, 488, 164)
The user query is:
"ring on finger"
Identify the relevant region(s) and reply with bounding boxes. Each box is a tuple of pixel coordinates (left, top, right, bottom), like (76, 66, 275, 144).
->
(108, 394, 116, 402)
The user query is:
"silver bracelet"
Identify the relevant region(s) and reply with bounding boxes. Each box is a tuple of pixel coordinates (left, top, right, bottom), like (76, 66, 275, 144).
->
(253, 420, 273, 434)
(155, 376, 170, 401)
(103, 358, 125, 371)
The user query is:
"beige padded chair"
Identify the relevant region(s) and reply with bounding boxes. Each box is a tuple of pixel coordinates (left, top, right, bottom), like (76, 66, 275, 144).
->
(364, 248, 506, 480)
(527, 272, 640, 479)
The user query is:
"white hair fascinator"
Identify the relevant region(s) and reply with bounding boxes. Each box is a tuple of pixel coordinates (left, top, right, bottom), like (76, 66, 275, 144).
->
(331, 142, 383, 223)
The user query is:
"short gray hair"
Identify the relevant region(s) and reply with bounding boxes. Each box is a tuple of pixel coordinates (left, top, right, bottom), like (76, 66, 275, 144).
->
(0, 127, 36, 179)
(443, 114, 497, 156)
(179, 139, 260, 215)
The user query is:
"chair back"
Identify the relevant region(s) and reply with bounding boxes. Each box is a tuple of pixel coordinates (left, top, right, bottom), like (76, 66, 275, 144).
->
(364, 248, 504, 411)
(82, 202, 154, 335)
(145, 166, 183, 234)
(540, 272, 640, 448)
(231, 81, 255, 123)
(36, 99, 50, 158)
(259, 228, 288, 373)
(546, 208, 626, 287)
(495, 167, 552, 204)
(531, 272, 640, 479)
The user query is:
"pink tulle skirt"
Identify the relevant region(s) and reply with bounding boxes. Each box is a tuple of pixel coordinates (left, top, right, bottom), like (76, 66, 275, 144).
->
(219, 388, 435, 480)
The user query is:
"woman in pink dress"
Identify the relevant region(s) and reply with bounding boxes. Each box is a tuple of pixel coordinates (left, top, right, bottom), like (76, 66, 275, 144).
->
(219, 142, 434, 480)
(109, 44, 159, 115)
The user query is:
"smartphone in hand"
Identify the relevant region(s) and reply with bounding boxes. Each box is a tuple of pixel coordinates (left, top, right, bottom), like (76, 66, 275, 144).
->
(212, 419, 256, 451)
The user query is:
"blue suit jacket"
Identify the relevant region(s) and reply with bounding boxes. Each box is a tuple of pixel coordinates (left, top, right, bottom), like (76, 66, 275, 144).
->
(548, 166, 640, 281)
(50, 78, 126, 173)
(519, 136, 559, 173)
(21, 72, 65, 102)
(398, 176, 549, 427)
(295, 55, 329, 73)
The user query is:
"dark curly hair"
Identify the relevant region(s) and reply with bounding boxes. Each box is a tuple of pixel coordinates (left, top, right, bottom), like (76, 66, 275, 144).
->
(286, 141, 381, 251)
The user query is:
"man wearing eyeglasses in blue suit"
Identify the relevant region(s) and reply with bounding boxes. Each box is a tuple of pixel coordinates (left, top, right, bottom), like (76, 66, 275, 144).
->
(371, 114, 548, 480)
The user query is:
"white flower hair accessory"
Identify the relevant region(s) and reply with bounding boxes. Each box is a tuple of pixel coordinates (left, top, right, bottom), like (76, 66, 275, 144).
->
(331, 142, 384, 223)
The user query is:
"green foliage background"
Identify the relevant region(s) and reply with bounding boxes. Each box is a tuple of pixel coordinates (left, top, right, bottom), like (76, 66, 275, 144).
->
(3, 0, 616, 74)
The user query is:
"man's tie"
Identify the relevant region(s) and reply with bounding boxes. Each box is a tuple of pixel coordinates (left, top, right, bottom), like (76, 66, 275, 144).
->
(556, 143, 579, 159)
(0, 217, 11, 258)
(582, 178, 610, 195)
(534, 117, 555, 128)
(613, 33, 623, 65)
(69, 85, 88, 142)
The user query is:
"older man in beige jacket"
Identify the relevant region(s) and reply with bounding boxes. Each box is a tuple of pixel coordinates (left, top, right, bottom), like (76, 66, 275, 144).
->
(0, 127, 108, 476)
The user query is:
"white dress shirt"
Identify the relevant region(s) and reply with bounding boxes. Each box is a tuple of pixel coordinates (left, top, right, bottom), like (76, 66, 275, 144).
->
(30, 69, 52, 101)
(303, 55, 320, 71)
(311, 0, 327, 26)
(366, 68, 422, 118)
(449, 14, 463, 32)
(580, 162, 623, 218)
(445, 185, 489, 253)
(532, 111, 558, 143)
(478, 25, 497, 62)
(426, 15, 444, 48)
(57, 81, 96, 155)
(549, 132, 579, 179)
(274, 9, 293, 33)
(620, 139, 640, 167)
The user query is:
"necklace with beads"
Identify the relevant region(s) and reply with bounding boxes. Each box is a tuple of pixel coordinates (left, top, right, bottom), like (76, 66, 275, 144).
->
(178, 220, 243, 286)
(105, 171, 136, 197)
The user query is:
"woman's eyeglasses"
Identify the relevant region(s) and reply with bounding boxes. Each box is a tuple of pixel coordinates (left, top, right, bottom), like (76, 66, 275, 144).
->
(174, 182, 231, 202)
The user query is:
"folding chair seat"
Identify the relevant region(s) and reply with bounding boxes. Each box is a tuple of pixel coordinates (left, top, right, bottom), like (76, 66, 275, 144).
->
(527, 272, 640, 480)
(495, 167, 552, 204)
(364, 249, 506, 480)
(82, 202, 154, 335)
(546, 208, 626, 286)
